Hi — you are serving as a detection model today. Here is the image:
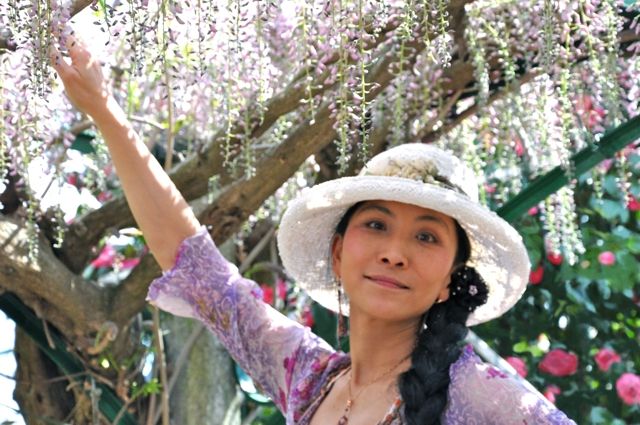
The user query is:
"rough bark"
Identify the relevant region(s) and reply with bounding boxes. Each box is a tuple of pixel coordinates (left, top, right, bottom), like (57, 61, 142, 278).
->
(0, 216, 109, 346)
(164, 315, 240, 425)
(13, 328, 76, 424)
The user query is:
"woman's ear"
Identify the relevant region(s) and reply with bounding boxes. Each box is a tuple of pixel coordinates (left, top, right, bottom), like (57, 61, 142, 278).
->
(331, 234, 344, 278)
(437, 285, 450, 303)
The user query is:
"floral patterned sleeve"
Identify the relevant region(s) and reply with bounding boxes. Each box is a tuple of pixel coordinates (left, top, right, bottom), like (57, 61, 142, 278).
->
(444, 346, 577, 424)
(145, 226, 335, 413)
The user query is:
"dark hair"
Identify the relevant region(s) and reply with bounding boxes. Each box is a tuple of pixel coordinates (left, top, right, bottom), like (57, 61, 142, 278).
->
(335, 202, 488, 425)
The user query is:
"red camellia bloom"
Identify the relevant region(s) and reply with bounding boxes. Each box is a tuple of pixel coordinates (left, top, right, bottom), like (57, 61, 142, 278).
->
(543, 385, 561, 404)
(539, 349, 578, 377)
(547, 252, 563, 266)
(594, 348, 621, 372)
(121, 257, 141, 270)
(628, 196, 640, 212)
(506, 356, 528, 378)
(276, 278, 288, 301)
(91, 244, 116, 268)
(301, 305, 315, 328)
(597, 251, 616, 266)
(616, 373, 640, 406)
(260, 284, 274, 305)
(529, 265, 544, 285)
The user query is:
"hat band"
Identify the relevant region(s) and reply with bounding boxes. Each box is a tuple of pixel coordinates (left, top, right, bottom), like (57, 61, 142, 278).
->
(362, 159, 469, 198)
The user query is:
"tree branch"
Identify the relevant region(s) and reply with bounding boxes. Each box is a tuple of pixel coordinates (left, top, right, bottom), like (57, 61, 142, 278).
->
(0, 216, 110, 344)
(54, 0, 475, 273)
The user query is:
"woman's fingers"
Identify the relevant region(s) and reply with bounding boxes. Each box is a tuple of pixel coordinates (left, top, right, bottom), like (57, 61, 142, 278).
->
(65, 34, 91, 65)
(49, 42, 70, 76)
(49, 34, 111, 117)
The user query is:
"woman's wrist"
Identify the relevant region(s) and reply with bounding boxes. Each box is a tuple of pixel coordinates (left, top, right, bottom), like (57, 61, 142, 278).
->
(90, 95, 128, 131)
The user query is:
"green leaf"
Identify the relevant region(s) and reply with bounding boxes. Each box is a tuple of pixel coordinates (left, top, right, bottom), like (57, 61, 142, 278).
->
(70, 132, 96, 154)
(589, 406, 625, 424)
(594, 199, 625, 221)
(564, 281, 596, 313)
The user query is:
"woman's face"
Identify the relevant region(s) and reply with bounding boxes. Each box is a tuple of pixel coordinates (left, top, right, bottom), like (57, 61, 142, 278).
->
(331, 200, 459, 323)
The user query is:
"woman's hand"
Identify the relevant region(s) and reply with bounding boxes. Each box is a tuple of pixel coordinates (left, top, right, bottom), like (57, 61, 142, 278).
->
(49, 35, 112, 118)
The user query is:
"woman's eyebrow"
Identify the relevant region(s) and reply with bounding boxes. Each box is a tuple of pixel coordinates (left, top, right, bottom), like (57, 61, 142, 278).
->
(358, 204, 393, 216)
(416, 214, 451, 233)
(358, 203, 451, 233)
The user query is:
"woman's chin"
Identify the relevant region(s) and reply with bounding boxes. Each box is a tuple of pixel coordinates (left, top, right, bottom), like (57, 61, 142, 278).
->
(350, 300, 426, 324)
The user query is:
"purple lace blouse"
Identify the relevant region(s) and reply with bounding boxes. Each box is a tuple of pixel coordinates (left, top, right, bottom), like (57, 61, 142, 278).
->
(146, 226, 576, 424)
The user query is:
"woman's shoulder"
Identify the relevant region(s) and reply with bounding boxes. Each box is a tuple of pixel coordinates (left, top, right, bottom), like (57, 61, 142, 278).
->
(445, 345, 576, 424)
(287, 350, 350, 423)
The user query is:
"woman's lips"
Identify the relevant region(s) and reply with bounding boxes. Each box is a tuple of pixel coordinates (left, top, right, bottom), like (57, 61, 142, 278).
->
(366, 275, 409, 289)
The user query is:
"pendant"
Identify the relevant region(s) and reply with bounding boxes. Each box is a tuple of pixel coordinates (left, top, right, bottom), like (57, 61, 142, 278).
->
(337, 399, 353, 425)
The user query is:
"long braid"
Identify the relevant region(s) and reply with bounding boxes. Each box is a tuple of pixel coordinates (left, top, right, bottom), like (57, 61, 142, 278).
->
(399, 265, 489, 425)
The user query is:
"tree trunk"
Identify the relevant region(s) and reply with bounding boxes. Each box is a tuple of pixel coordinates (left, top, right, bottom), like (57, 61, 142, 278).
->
(164, 315, 240, 425)
(13, 328, 76, 424)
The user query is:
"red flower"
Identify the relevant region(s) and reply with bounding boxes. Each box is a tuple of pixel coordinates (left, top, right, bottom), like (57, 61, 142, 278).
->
(276, 278, 288, 301)
(97, 191, 113, 202)
(91, 245, 116, 268)
(527, 206, 539, 216)
(594, 348, 621, 372)
(543, 385, 562, 404)
(616, 373, 640, 406)
(514, 138, 525, 157)
(120, 257, 141, 270)
(529, 265, 544, 285)
(539, 349, 578, 377)
(260, 284, 274, 305)
(597, 251, 616, 266)
(302, 306, 314, 328)
(546, 252, 563, 266)
(506, 356, 528, 378)
(628, 196, 640, 212)
(66, 174, 78, 187)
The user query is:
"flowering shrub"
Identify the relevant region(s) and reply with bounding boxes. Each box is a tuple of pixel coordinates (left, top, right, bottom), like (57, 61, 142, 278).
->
(595, 348, 622, 372)
(475, 149, 640, 422)
(539, 349, 579, 377)
(616, 373, 640, 406)
(506, 356, 528, 378)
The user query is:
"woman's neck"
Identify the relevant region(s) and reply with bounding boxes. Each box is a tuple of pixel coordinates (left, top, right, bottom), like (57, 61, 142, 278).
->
(347, 310, 419, 387)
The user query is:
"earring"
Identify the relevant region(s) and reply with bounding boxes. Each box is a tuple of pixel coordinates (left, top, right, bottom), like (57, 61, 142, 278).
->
(336, 278, 348, 341)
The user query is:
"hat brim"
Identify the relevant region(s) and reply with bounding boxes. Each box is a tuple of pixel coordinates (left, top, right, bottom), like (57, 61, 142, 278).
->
(277, 175, 531, 326)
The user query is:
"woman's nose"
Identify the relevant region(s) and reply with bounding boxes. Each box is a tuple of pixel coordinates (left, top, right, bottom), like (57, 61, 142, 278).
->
(378, 242, 408, 267)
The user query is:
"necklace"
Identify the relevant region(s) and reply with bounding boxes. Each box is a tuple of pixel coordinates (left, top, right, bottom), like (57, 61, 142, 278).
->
(337, 354, 411, 425)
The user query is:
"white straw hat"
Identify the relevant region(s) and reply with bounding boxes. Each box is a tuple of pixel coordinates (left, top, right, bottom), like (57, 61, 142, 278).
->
(277, 143, 530, 326)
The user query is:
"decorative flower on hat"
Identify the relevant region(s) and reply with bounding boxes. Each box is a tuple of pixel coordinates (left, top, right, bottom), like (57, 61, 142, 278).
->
(364, 158, 466, 196)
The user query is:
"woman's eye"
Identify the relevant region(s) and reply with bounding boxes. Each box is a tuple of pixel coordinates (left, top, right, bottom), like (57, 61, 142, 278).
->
(417, 232, 437, 243)
(365, 220, 385, 231)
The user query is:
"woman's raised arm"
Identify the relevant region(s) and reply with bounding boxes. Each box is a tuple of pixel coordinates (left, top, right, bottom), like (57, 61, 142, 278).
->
(50, 35, 201, 272)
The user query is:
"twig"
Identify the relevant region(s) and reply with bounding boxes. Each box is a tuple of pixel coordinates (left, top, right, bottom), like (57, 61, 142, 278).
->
(222, 388, 244, 425)
(240, 406, 261, 425)
(239, 225, 275, 274)
(151, 307, 170, 425)
(144, 360, 157, 425)
(151, 323, 205, 425)
(41, 318, 56, 349)
(130, 115, 165, 131)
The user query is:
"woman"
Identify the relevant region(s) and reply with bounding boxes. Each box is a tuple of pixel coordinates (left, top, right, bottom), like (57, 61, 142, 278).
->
(51, 36, 575, 424)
